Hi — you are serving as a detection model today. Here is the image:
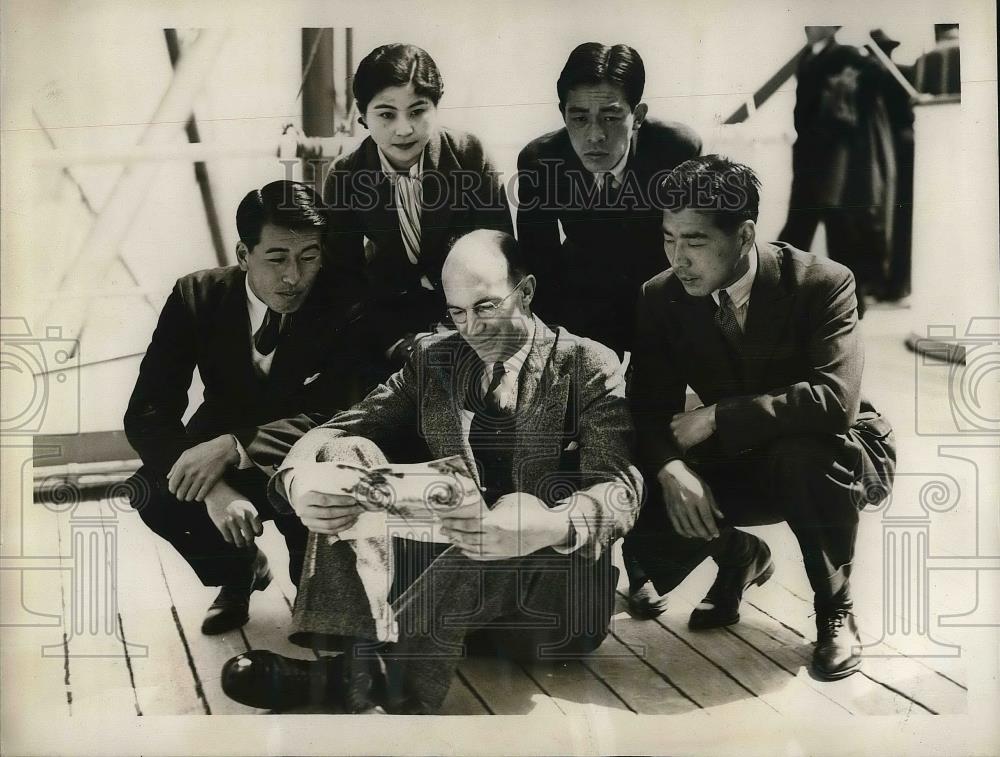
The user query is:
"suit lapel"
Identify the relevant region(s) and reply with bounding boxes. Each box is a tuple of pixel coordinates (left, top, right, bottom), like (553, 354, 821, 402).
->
(420, 335, 481, 486)
(215, 276, 259, 393)
(512, 319, 566, 487)
(419, 132, 453, 271)
(671, 285, 743, 391)
(740, 244, 793, 389)
(360, 138, 404, 248)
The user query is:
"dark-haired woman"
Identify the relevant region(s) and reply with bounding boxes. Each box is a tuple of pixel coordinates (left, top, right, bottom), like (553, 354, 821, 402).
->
(323, 43, 512, 365)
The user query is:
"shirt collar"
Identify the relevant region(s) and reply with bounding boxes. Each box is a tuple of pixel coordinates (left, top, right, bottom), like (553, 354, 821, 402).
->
(487, 317, 536, 380)
(711, 244, 758, 310)
(377, 146, 423, 182)
(245, 274, 269, 332)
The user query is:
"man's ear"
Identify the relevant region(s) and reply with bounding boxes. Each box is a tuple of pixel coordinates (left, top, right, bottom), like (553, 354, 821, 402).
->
(520, 274, 537, 308)
(632, 103, 648, 129)
(357, 115, 368, 129)
(738, 220, 756, 253)
(236, 241, 249, 271)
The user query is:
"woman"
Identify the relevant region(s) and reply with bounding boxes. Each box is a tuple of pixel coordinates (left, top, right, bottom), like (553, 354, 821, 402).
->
(323, 43, 512, 363)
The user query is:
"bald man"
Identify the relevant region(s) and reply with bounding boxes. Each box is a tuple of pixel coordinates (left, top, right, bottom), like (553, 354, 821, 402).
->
(220, 229, 642, 714)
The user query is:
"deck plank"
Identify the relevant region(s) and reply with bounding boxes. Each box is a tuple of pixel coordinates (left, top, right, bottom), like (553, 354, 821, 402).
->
(520, 657, 633, 715)
(662, 566, 927, 715)
(112, 508, 207, 715)
(56, 501, 145, 717)
(457, 656, 563, 715)
(1, 495, 73, 721)
(580, 634, 691, 715)
(144, 518, 259, 715)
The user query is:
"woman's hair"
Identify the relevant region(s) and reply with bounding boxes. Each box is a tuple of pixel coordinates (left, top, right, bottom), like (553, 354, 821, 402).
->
(352, 43, 444, 113)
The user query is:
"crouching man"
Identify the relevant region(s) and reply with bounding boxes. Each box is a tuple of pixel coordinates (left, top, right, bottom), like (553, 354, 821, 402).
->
(624, 156, 896, 680)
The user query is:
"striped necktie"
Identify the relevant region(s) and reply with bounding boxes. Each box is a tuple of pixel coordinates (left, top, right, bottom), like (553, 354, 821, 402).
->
(394, 173, 422, 265)
(715, 290, 742, 350)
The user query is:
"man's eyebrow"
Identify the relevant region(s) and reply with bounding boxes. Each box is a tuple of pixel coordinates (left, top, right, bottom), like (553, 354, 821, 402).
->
(262, 247, 291, 254)
(371, 103, 398, 110)
(597, 103, 626, 112)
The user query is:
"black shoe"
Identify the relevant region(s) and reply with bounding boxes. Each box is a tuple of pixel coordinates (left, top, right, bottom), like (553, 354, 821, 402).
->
(221, 650, 341, 710)
(812, 607, 862, 680)
(688, 537, 774, 630)
(627, 581, 669, 619)
(201, 549, 273, 635)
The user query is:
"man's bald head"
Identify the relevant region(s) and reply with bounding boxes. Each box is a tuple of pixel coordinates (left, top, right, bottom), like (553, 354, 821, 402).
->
(441, 230, 536, 363)
(442, 229, 527, 289)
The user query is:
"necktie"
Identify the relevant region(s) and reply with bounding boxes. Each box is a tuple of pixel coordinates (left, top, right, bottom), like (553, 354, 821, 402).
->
(394, 173, 422, 265)
(483, 362, 507, 414)
(254, 308, 282, 356)
(469, 362, 515, 505)
(715, 289, 742, 349)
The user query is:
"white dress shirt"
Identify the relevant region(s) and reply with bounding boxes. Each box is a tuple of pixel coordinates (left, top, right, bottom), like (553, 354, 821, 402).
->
(710, 245, 758, 332)
(233, 277, 286, 469)
(592, 145, 631, 191)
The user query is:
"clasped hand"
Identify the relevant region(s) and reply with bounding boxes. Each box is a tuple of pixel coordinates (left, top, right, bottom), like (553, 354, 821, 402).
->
(440, 493, 570, 560)
(168, 434, 239, 501)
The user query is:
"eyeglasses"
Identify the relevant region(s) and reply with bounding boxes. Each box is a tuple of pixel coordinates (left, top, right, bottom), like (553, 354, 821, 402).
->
(445, 278, 527, 325)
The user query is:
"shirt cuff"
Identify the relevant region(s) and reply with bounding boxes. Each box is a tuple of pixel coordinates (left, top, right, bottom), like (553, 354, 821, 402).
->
(232, 435, 254, 470)
(551, 510, 587, 555)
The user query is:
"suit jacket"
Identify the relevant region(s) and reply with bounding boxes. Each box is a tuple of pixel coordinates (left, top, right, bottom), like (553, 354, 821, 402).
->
(630, 243, 892, 475)
(124, 266, 376, 476)
(516, 118, 701, 354)
(323, 127, 512, 305)
(272, 316, 642, 560)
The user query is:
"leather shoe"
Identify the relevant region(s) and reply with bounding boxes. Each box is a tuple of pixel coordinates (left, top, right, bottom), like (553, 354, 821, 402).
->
(221, 650, 340, 710)
(812, 607, 862, 680)
(627, 580, 669, 619)
(688, 537, 774, 630)
(222, 644, 384, 712)
(201, 549, 272, 635)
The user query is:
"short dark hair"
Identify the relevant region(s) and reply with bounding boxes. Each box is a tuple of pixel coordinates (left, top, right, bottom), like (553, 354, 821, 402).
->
(235, 180, 326, 250)
(352, 43, 444, 114)
(556, 43, 645, 112)
(656, 155, 762, 233)
(448, 229, 529, 285)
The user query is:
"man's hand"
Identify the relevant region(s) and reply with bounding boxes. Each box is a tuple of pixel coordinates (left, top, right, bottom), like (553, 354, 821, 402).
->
(288, 478, 365, 536)
(669, 405, 717, 453)
(206, 497, 263, 548)
(658, 459, 724, 540)
(168, 434, 240, 502)
(440, 493, 570, 560)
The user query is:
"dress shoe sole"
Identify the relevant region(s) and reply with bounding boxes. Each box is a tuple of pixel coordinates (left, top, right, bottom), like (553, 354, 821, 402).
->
(688, 560, 776, 631)
(811, 659, 861, 681)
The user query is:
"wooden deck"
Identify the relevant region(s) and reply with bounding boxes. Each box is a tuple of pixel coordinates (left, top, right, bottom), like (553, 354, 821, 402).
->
(7, 304, 972, 718)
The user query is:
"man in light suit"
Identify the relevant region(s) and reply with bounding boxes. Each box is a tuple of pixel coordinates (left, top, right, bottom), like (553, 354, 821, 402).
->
(221, 229, 642, 713)
(124, 181, 374, 635)
(626, 156, 896, 680)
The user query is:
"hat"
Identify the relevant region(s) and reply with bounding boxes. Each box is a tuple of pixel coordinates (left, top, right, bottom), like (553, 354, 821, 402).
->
(870, 28, 901, 53)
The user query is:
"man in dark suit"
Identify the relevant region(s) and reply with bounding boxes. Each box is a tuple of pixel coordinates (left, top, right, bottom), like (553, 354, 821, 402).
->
(124, 181, 373, 635)
(517, 42, 701, 357)
(219, 229, 642, 713)
(626, 156, 896, 680)
(779, 26, 894, 314)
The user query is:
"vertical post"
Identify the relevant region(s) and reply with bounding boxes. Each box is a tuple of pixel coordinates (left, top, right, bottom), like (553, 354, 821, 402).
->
(164, 29, 228, 267)
(301, 28, 336, 191)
